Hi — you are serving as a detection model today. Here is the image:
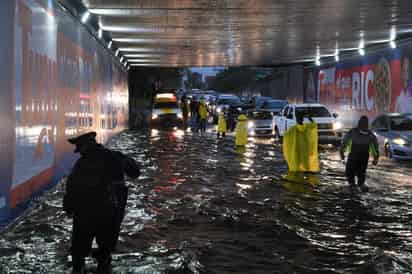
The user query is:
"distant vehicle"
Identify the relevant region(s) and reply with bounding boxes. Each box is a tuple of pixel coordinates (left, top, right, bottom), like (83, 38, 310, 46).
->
(247, 110, 274, 137)
(151, 93, 183, 128)
(252, 96, 273, 108)
(259, 99, 288, 115)
(240, 96, 253, 105)
(204, 90, 218, 97)
(212, 95, 241, 123)
(274, 103, 343, 144)
(371, 113, 412, 159)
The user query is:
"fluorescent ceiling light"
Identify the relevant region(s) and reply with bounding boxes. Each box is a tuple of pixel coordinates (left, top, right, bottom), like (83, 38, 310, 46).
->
(112, 38, 159, 43)
(129, 60, 162, 63)
(98, 28, 103, 39)
(390, 40, 397, 49)
(89, 9, 168, 16)
(127, 59, 162, 62)
(119, 48, 168, 52)
(390, 27, 397, 41)
(124, 54, 164, 58)
(81, 11, 90, 23)
(358, 40, 365, 56)
(359, 48, 365, 56)
(359, 40, 365, 49)
(108, 41, 112, 49)
(100, 25, 157, 33)
(130, 64, 163, 66)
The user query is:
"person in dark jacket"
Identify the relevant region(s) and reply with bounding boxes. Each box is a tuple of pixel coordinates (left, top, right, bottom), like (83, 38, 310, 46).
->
(181, 96, 189, 128)
(63, 132, 139, 274)
(340, 116, 379, 192)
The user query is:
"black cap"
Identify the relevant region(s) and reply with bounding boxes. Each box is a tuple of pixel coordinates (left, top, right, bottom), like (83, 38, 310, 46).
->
(68, 132, 97, 152)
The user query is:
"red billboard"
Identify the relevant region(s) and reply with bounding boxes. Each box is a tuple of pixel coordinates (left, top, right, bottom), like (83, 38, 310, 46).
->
(0, 0, 129, 226)
(306, 46, 412, 126)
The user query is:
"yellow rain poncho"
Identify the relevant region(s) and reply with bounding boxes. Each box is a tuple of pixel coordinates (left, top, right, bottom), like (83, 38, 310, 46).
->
(217, 112, 227, 134)
(198, 101, 208, 120)
(282, 122, 319, 173)
(235, 114, 248, 146)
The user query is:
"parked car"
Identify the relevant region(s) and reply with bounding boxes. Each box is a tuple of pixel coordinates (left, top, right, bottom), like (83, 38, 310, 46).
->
(212, 94, 241, 123)
(371, 113, 412, 159)
(252, 96, 273, 108)
(247, 110, 274, 137)
(240, 96, 253, 105)
(259, 99, 288, 115)
(274, 103, 343, 144)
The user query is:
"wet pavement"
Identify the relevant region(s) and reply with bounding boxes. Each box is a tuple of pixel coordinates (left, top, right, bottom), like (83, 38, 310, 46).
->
(1, 128, 412, 274)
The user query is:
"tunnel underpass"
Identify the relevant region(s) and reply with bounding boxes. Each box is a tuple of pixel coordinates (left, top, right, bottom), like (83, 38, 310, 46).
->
(1, 1, 412, 274)
(1, 130, 412, 273)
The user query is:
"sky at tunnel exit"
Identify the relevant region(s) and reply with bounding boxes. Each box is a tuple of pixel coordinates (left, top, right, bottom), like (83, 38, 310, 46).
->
(190, 67, 224, 80)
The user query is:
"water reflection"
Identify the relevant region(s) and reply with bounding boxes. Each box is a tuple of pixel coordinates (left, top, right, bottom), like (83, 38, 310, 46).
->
(0, 129, 411, 273)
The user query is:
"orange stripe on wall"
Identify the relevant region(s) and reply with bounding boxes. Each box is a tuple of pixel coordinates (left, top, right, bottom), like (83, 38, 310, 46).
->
(9, 167, 54, 208)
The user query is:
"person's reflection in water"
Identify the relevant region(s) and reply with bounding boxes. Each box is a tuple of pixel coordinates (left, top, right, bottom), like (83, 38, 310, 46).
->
(280, 172, 320, 193)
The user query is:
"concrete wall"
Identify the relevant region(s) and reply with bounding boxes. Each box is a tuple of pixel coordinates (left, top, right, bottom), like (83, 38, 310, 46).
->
(238, 65, 304, 103)
(0, 0, 129, 227)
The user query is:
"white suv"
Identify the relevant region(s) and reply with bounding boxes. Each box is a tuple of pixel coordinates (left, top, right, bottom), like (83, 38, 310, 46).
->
(274, 103, 343, 144)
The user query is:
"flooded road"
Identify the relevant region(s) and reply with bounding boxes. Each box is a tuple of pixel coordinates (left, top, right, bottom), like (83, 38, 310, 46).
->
(1, 129, 412, 274)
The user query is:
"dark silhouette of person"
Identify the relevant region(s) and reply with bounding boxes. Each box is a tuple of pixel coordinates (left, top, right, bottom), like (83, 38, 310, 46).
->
(181, 96, 189, 127)
(340, 116, 379, 192)
(63, 132, 140, 274)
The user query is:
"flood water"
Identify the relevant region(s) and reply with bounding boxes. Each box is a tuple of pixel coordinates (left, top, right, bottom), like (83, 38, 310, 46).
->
(1, 129, 412, 274)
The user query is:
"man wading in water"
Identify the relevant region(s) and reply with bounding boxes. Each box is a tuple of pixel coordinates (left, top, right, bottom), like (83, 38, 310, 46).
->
(340, 116, 379, 192)
(63, 132, 139, 274)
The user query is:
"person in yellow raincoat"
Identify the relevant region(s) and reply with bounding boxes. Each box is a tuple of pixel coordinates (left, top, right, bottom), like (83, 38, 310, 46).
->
(282, 112, 319, 173)
(198, 98, 208, 133)
(235, 114, 248, 146)
(217, 108, 227, 137)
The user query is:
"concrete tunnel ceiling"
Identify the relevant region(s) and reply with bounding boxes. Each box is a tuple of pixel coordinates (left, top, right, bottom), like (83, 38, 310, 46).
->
(82, 0, 412, 67)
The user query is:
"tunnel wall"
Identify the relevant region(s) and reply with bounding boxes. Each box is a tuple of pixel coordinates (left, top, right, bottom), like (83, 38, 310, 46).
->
(0, 0, 129, 228)
(260, 65, 304, 103)
(237, 65, 305, 103)
(304, 43, 412, 127)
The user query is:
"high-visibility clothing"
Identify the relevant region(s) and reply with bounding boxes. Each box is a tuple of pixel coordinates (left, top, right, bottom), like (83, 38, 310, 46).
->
(235, 114, 248, 146)
(198, 102, 208, 119)
(217, 112, 227, 133)
(283, 122, 319, 173)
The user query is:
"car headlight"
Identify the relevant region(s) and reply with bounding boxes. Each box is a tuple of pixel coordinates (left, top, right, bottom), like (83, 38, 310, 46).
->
(248, 121, 254, 129)
(177, 113, 183, 119)
(333, 121, 343, 131)
(393, 138, 408, 146)
(152, 114, 158, 120)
